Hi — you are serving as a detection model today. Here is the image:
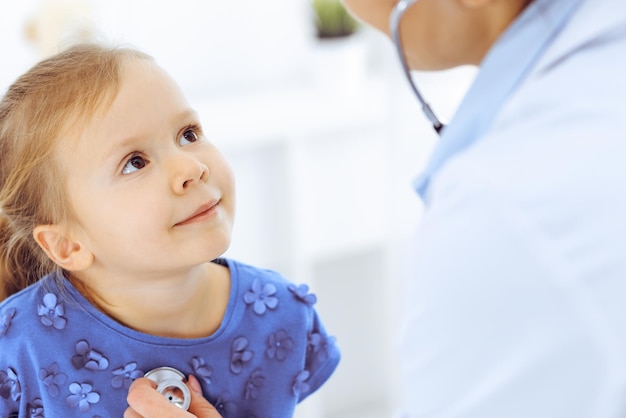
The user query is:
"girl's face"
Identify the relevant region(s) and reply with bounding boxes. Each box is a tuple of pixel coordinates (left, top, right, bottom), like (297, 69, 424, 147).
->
(60, 58, 235, 281)
(342, 0, 530, 70)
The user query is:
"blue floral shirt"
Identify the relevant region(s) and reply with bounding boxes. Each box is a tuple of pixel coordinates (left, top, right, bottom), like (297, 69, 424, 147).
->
(0, 258, 340, 417)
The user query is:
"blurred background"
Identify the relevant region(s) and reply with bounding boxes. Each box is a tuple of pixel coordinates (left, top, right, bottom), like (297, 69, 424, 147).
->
(0, 1, 476, 416)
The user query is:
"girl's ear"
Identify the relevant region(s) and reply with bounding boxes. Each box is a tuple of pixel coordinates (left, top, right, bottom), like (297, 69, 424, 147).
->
(33, 225, 93, 271)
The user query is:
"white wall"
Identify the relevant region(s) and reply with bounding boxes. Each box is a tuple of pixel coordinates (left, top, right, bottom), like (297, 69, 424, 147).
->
(0, 2, 476, 416)
(1, 0, 320, 98)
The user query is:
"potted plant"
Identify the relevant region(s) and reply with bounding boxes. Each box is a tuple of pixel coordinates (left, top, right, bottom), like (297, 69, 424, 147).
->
(312, 0, 359, 39)
(309, 0, 368, 94)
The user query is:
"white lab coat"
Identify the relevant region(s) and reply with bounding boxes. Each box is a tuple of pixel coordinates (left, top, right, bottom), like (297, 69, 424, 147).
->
(401, 0, 626, 416)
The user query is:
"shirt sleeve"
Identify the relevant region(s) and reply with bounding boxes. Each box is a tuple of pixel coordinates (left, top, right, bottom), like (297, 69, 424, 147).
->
(400, 189, 612, 418)
(0, 305, 26, 418)
(300, 306, 341, 402)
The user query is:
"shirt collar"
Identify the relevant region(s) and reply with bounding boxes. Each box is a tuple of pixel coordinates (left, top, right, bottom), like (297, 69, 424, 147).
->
(413, 0, 584, 201)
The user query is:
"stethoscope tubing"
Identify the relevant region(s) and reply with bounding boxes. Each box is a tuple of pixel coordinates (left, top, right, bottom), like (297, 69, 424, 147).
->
(390, 0, 445, 134)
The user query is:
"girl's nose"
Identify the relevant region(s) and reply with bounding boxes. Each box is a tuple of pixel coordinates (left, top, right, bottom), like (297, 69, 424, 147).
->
(169, 152, 209, 194)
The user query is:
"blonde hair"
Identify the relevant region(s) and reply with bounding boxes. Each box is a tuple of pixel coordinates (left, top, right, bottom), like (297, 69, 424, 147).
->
(0, 43, 152, 300)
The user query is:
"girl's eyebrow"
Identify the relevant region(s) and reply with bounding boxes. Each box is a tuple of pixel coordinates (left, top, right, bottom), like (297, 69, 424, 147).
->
(171, 108, 200, 125)
(102, 134, 144, 166)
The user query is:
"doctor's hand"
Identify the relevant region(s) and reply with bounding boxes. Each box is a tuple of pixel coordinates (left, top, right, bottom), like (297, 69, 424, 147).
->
(124, 375, 222, 418)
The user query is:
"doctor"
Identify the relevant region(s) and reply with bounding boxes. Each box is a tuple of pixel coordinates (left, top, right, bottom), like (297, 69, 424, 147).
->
(340, 0, 626, 417)
(126, 0, 626, 416)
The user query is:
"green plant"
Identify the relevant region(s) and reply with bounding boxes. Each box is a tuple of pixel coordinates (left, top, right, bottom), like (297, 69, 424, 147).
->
(312, 0, 359, 39)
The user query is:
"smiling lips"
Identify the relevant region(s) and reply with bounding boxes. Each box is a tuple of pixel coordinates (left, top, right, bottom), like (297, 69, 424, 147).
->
(175, 200, 220, 226)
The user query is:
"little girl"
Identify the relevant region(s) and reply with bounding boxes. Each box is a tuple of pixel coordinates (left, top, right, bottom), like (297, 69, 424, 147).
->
(0, 44, 339, 417)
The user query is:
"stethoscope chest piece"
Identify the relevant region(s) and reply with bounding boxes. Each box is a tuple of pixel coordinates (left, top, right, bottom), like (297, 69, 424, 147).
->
(144, 367, 191, 411)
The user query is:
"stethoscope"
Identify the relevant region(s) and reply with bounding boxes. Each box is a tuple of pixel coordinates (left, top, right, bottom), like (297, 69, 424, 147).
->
(390, 0, 445, 135)
(144, 367, 191, 410)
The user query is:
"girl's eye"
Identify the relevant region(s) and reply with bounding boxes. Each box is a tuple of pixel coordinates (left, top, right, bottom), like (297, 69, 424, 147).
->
(122, 154, 148, 175)
(179, 128, 199, 146)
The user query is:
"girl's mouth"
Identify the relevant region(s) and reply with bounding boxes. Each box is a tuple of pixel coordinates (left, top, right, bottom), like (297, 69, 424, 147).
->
(175, 200, 220, 226)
